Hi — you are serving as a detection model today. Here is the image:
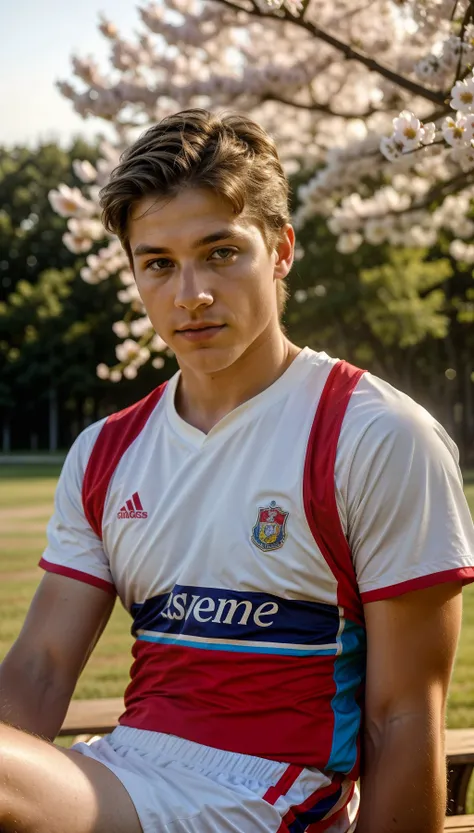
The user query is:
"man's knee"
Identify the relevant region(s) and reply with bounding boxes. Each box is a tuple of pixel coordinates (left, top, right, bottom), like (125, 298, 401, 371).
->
(0, 724, 37, 831)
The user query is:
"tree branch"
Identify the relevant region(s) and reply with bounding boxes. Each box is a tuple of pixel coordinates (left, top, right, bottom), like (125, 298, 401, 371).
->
(262, 92, 378, 118)
(212, 0, 449, 106)
(369, 170, 474, 223)
(454, 1, 474, 83)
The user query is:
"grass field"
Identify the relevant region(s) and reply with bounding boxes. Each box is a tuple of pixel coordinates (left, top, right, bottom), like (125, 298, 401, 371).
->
(1, 465, 474, 749)
(0, 464, 132, 699)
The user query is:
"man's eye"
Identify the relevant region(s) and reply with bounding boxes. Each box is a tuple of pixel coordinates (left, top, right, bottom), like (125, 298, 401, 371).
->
(209, 247, 237, 261)
(146, 258, 173, 271)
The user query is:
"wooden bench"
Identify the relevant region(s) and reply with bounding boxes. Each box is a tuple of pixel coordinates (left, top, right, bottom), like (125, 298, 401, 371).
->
(59, 697, 123, 738)
(447, 729, 474, 815)
(59, 700, 474, 818)
(445, 817, 474, 831)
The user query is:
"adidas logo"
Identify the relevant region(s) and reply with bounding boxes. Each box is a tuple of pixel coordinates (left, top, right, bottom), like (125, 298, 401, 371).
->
(117, 492, 148, 520)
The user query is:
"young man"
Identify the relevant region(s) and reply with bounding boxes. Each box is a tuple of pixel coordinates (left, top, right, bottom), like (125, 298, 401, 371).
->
(0, 109, 473, 833)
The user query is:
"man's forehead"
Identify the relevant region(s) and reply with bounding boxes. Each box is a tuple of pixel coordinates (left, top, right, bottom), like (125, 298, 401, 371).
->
(128, 191, 257, 248)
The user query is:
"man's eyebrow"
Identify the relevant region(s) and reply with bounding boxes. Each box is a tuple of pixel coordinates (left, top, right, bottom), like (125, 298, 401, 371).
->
(133, 229, 238, 257)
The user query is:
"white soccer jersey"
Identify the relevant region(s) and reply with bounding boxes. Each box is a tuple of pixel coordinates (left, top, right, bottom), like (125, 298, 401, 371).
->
(40, 347, 474, 782)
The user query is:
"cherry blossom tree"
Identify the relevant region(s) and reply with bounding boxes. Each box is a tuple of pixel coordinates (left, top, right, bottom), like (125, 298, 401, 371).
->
(49, 0, 474, 379)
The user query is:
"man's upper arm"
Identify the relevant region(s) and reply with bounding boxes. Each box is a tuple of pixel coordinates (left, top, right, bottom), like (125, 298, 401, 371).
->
(9, 421, 118, 686)
(7, 572, 116, 687)
(363, 582, 462, 724)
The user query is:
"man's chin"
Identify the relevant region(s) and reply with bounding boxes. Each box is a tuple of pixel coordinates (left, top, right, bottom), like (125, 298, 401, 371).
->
(176, 344, 244, 376)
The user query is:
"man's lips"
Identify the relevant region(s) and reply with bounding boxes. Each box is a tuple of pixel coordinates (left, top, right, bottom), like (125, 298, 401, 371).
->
(176, 323, 224, 332)
(175, 324, 226, 342)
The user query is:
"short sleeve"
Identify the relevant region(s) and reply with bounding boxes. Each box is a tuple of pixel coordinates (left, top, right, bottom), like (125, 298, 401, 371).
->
(336, 373, 474, 603)
(39, 420, 116, 595)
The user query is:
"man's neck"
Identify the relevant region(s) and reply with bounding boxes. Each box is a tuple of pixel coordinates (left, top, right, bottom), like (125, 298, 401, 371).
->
(175, 330, 301, 435)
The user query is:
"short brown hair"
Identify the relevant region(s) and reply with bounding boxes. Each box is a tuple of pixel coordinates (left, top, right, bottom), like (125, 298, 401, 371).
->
(99, 109, 291, 316)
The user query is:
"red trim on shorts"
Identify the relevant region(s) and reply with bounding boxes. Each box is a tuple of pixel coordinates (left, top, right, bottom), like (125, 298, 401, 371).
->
(361, 565, 474, 603)
(39, 558, 116, 595)
(82, 382, 167, 539)
(263, 764, 304, 805)
(281, 774, 344, 827)
(283, 775, 355, 833)
(303, 360, 366, 625)
(305, 782, 356, 832)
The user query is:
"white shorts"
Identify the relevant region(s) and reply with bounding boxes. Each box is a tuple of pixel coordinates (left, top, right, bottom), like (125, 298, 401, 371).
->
(72, 726, 359, 833)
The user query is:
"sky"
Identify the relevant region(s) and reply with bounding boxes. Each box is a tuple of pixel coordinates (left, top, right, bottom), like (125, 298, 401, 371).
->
(1, 0, 143, 146)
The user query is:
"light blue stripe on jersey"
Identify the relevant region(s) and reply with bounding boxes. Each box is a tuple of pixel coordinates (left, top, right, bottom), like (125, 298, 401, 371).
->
(326, 618, 366, 773)
(137, 630, 339, 657)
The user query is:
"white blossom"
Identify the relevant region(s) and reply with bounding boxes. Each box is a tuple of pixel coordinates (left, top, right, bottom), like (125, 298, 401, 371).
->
(294, 290, 307, 303)
(442, 115, 471, 147)
(451, 145, 474, 172)
(112, 320, 130, 338)
(48, 184, 95, 218)
(96, 363, 110, 379)
(421, 122, 436, 145)
(150, 334, 167, 352)
(109, 369, 123, 382)
(152, 356, 165, 369)
(67, 217, 105, 241)
(72, 159, 98, 183)
(130, 316, 153, 337)
(364, 219, 390, 245)
(336, 233, 363, 254)
(450, 77, 474, 113)
(115, 339, 141, 362)
(123, 365, 138, 380)
(392, 111, 425, 151)
(63, 232, 93, 254)
(450, 240, 474, 263)
(380, 137, 403, 162)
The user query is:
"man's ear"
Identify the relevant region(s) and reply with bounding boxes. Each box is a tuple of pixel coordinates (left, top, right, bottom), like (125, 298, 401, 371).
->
(274, 224, 295, 282)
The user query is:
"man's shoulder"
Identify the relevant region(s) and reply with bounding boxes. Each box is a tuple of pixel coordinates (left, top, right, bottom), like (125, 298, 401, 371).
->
(340, 369, 457, 465)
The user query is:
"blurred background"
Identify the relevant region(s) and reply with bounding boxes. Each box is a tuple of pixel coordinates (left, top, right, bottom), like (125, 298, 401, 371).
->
(2, 0, 474, 457)
(1, 3, 474, 789)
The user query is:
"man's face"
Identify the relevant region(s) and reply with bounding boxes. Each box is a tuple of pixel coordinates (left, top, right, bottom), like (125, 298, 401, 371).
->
(128, 187, 294, 376)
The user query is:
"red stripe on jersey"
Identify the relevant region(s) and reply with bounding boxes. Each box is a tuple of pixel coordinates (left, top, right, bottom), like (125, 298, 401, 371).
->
(303, 360, 366, 625)
(39, 558, 116, 595)
(132, 491, 143, 511)
(120, 640, 337, 767)
(361, 565, 474, 603)
(82, 383, 167, 539)
(263, 764, 304, 805)
(126, 499, 134, 512)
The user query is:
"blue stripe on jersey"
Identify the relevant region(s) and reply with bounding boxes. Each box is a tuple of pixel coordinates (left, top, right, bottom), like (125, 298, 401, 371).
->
(326, 618, 366, 773)
(287, 785, 343, 832)
(131, 584, 341, 646)
(136, 630, 339, 656)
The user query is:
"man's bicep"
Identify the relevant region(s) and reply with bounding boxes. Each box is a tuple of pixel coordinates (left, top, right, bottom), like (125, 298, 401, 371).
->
(7, 572, 116, 686)
(363, 582, 462, 722)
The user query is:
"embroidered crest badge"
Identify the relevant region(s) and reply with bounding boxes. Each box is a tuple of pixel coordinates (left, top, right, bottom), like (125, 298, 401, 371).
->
(252, 501, 289, 552)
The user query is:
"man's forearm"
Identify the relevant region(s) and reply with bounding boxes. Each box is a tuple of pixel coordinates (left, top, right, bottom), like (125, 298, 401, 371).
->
(355, 711, 446, 833)
(0, 650, 72, 741)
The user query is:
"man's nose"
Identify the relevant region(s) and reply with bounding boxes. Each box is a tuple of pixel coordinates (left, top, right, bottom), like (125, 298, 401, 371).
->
(174, 263, 213, 310)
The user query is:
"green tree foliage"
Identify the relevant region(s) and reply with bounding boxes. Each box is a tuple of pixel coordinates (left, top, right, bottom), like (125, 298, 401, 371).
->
(0, 142, 171, 450)
(284, 177, 474, 460)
